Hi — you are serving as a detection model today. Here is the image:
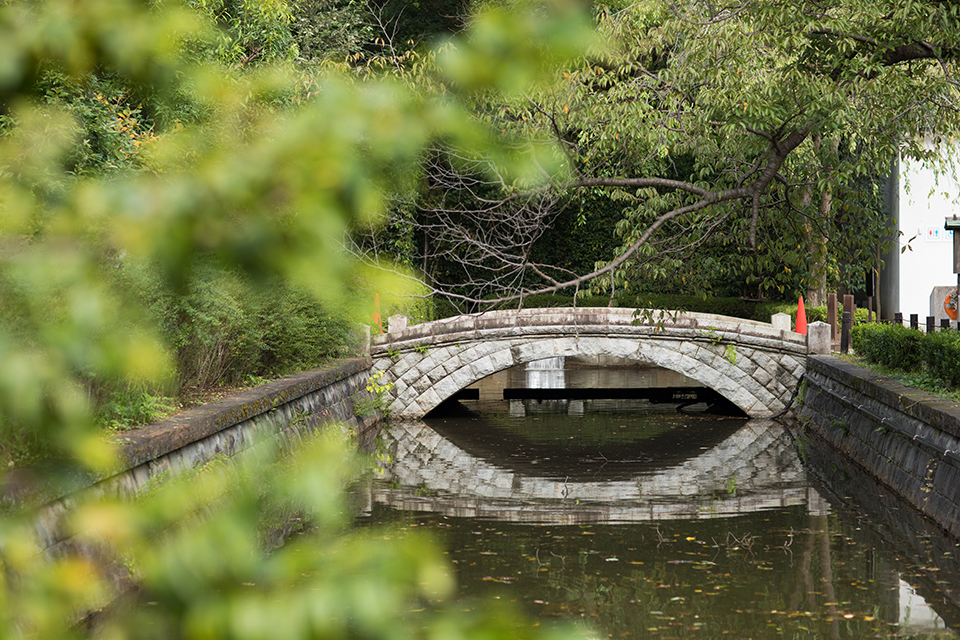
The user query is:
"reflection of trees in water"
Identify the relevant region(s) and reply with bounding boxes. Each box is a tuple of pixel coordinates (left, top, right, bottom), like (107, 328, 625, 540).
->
(803, 437, 960, 633)
(418, 507, 918, 639)
(370, 418, 960, 637)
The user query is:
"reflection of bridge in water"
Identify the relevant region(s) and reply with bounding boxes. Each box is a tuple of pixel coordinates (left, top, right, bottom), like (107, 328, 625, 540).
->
(374, 420, 817, 524)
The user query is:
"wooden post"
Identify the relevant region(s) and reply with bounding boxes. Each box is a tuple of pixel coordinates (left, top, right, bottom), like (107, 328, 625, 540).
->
(894, 312, 903, 326)
(910, 313, 919, 330)
(942, 318, 951, 331)
(843, 294, 855, 326)
(840, 311, 852, 353)
(927, 316, 935, 334)
(827, 293, 838, 341)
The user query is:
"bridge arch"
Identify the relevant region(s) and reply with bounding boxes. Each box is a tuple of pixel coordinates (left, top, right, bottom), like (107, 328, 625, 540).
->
(370, 308, 807, 418)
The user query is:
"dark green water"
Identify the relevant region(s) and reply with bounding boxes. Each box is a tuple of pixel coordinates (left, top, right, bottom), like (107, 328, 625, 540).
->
(366, 397, 960, 639)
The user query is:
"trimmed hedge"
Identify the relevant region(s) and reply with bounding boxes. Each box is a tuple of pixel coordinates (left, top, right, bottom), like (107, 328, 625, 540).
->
(851, 322, 960, 386)
(921, 330, 960, 387)
(851, 322, 924, 370)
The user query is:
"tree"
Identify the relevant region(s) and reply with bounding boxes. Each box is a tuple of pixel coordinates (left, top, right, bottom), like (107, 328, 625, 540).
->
(373, 0, 960, 309)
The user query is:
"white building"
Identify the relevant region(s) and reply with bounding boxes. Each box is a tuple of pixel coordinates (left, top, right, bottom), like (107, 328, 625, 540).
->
(880, 152, 960, 320)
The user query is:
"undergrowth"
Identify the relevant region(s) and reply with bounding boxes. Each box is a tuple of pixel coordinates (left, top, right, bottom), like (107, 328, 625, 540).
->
(88, 258, 358, 434)
(837, 352, 960, 406)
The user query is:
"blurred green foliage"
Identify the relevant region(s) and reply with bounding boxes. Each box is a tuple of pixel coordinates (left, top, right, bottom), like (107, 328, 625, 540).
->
(0, 0, 599, 637)
(120, 258, 354, 391)
(1, 428, 581, 640)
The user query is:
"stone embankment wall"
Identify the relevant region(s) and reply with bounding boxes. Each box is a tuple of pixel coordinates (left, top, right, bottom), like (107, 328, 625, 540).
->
(800, 355, 960, 538)
(34, 357, 377, 553)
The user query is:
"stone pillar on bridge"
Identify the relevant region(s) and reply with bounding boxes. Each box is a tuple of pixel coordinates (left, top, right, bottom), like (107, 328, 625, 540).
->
(771, 312, 791, 332)
(807, 321, 831, 355)
(388, 315, 409, 333)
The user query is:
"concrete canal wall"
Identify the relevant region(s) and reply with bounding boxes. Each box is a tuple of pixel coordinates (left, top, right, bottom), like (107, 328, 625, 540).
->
(33, 356, 378, 553)
(800, 355, 960, 538)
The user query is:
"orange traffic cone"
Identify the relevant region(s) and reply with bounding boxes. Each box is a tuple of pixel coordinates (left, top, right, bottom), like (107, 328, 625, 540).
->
(373, 293, 383, 333)
(796, 296, 807, 335)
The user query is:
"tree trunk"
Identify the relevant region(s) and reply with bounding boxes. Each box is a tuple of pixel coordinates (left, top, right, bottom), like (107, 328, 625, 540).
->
(803, 135, 835, 307)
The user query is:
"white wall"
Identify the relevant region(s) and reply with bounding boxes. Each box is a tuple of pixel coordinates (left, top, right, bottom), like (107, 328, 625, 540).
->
(897, 154, 960, 316)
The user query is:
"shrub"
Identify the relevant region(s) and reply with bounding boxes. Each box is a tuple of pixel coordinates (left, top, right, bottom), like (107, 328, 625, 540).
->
(807, 305, 869, 324)
(115, 258, 354, 393)
(96, 382, 176, 431)
(852, 322, 924, 369)
(921, 330, 960, 387)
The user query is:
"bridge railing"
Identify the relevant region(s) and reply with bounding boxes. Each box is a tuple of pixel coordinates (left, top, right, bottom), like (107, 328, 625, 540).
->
(370, 307, 808, 354)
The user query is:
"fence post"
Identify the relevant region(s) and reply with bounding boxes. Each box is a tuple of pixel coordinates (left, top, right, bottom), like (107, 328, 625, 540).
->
(894, 312, 903, 326)
(843, 295, 855, 325)
(827, 293, 838, 341)
(840, 311, 852, 353)
(927, 316, 936, 334)
(910, 313, 919, 330)
(943, 318, 951, 331)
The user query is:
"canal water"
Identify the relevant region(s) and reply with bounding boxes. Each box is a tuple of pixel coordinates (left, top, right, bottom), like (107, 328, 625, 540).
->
(365, 359, 960, 638)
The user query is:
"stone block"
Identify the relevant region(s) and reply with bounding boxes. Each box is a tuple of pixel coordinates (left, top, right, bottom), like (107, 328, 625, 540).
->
(418, 387, 442, 412)
(411, 374, 432, 394)
(415, 356, 439, 376)
(397, 398, 421, 417)
(551, 337, 580, 356)
(679, 340, 701, 357)
(426, 345, 452, 362)
(604, 338, 640, 360)
(392, 353, 420, 378)
(695, 365, 723, 389)
(489, 348, 516, 371)
(432, 378, 459, 403)
(735, 356, 759, 377)
(469, 355, 496, 379)
(752, 366, 773, 387)
(449, 367, 474, 390)
(732, 373, 763, 397)
(779, 354, 803, 376)
(426, 365, 448, 384)
(655, 348, 684, 372)
(776, 370, 800, 392)
(516, 340, 560, 362)
(442, 357, 464, 375)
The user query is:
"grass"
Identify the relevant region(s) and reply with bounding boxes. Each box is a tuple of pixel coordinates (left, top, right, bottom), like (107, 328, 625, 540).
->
(835, 352, 960, 405)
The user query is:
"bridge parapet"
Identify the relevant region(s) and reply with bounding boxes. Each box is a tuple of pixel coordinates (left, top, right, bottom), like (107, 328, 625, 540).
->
(371, 308, 807, 418)
(372, 308, 804, 352)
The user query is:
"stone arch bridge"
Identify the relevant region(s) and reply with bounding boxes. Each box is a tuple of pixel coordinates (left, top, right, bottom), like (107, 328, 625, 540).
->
(370, 308, 808, 418)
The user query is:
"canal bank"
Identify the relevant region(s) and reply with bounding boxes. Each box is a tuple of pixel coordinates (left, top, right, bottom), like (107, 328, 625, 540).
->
(799, 354, 960, 539)
(26, 356, 379, 555)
